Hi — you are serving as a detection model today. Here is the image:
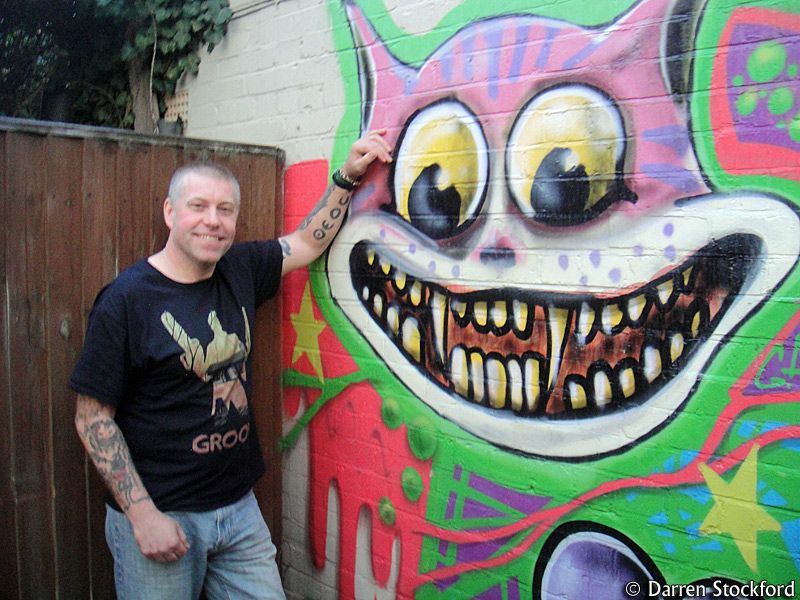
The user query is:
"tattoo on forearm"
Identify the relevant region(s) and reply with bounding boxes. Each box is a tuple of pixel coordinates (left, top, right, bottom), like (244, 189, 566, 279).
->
(311, 189, 352, 242)
(81, 415, 149, 510)
(298, 185, 333, 231)
(279, 238, 292, 257)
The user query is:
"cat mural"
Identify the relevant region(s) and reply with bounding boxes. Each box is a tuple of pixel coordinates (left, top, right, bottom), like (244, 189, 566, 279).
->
(286, 0, 800, 597)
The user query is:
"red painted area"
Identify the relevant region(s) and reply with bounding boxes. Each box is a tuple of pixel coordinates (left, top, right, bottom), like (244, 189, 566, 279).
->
(309, 381, 432, 599)
(710, 8, 800, 179)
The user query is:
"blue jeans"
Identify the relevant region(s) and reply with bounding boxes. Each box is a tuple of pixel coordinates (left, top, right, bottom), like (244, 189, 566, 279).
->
(105, 491, 286, 600)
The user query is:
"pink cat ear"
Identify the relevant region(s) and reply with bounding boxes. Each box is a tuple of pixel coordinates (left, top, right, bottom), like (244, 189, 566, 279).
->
(343, 0, 412, 132)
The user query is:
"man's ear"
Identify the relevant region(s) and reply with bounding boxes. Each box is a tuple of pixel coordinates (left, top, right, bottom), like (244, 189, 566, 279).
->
(163, 197, 174, 230)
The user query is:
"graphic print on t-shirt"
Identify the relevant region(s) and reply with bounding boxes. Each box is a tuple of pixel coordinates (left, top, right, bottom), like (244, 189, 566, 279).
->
(161, 307, 251, 426)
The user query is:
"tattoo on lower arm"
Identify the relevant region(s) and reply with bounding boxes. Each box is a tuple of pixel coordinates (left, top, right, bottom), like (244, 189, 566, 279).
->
(83, 418, 149, 510)
(298, 185, 334, 231)
(312, 191, 352, 241)
(279, 238, 292, 257)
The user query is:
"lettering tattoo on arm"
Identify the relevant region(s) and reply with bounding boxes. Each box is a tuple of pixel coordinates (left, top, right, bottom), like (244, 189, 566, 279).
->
(78, 402, 150, 511)
(298, 185, 334, 232)
(279, 238, 292, 257)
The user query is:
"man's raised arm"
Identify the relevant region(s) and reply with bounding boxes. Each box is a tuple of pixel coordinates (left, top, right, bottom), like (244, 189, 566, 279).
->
(279, 129, 392, 275)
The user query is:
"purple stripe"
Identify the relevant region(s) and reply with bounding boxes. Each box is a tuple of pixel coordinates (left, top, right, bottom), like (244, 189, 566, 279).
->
(484, 25, 503, 99)
(509, 25, 529, 79)
(643, 125, 690, 155)
(639, 164, 705, 194)
(445, 491, 458, 520)
(563, 41, 599, 69)
(468, 472, 551, 513)
(462, 497, 506, 519)
(537, 26, 559, 69)
(462, 35, 475, 81)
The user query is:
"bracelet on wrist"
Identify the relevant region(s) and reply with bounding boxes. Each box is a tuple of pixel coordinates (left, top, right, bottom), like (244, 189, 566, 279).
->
(332, 168, 360, 191)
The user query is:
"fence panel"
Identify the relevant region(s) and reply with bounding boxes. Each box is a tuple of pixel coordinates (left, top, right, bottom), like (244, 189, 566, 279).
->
(0, 118, 285, 599)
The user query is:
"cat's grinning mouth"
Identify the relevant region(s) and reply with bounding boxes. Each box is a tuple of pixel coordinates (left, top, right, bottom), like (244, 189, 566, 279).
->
(350, 234, 760, 418)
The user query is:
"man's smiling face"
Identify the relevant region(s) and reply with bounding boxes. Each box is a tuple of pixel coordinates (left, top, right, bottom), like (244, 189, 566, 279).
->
(165, 173, 239, 272)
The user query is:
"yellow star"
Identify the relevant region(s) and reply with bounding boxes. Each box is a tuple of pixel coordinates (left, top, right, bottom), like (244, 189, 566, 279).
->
(699, 445, 781, 572)
(289, 282, 326, 382)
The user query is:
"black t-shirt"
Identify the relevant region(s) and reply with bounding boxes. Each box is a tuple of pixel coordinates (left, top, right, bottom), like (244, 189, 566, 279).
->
(70, 240, 283, 512)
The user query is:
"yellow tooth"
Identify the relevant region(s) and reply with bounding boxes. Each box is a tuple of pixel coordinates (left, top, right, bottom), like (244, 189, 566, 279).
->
(524, 356, 542, 412)
(626, 294, 647, 323)
(567, 380, 587, 409)
(430, 291, 447, 363)
(373, 294, 384, 318)
(401, 317, 421, 363)
(546, 307, 571, 390)
(474, 301, 488, 327)
(507, 357, 524, 411)
(386, 305, 400, 335)
(576, 302, 595, 344)
(670, 333, 684, 363)
(656, 279, 674, 306)
(643, 345, 661, 383)
(619, 367, 636, 399)
(601, 303, 624, 334)
(380, 258, 391, 276)
(394, 270, 407, 291)
(593, 370, 612, 407)
(491, 301, 508, 329)
(451, 299, 467, 319)
(450, 345, 469, 398)
(691, 310, 702, 338)
(367, 248, 376, 266)
(410, 281, 423, 306)
(512, 299, 529, 332)
(682, 266, 693, 289)
(486, 357, 507, 409)
(469, 351, 485, 404)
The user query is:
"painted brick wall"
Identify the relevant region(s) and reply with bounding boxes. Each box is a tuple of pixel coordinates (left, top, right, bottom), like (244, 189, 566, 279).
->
(183, 1, 800, 598)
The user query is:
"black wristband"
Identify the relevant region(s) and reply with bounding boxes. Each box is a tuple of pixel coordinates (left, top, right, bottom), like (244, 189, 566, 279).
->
(332, 168, 359, 191)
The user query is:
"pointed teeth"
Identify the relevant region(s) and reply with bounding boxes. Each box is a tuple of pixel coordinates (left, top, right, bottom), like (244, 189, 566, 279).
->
(430, 291, 447, 364)
(592, 370, 612, 407)
(394, 269, 407, 291)
(618, 366, 636, 399)
(386, 304, 400, 335)
(524, 355, 543, 412)
(626, 294, 647, 323)
(546, 307, 571, 390)
(451, 298, 467, 320)
(473, 301, 488, 327)
(372, 293, 384, 318)
(507, 357, 524, 412)
(512, 299, 529, 334)
(486, 356, 507, 409)
(469, 351, 485, 404)
(450, 345, 469, 398)
(669, 333, 685, 363)
(491, 301, 508, 330)
(380, 258, 391, 276)
(642, 344, 662, 383)
(601, 304, 623, 335)
(401, 316, 421, 363)
(655, 278, 675, 307)
(367, 248, 376, 266)
(681, 266, 694, 291)
(576, 302, 595, 344)
(409, 281, 423, 306)
(566, 379, 587, 410)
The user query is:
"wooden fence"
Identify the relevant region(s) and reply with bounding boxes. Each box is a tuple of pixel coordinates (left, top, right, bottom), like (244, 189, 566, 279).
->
(0, 118, 285, 599)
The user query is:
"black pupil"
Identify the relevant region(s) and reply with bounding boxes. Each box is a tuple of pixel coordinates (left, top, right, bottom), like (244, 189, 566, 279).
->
(408, 164, 462, 239)
(530, 147, 590, 225)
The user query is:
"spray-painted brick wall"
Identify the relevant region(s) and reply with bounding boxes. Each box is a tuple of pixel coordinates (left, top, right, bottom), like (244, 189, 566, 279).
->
(185, 0, 800, 598)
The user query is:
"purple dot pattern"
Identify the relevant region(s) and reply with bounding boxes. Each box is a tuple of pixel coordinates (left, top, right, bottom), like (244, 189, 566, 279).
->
(452, 265, 460, 277)
(409, 243, 417, 254)
(428, 261, 436, 273)
(559, 254, 569, 270)
(609, 268, 621, 283)
(633, 245, 644, 256)
(590, 250, 601, 267)
(663, 223, 674, 237)
(664, 245, 676, 261)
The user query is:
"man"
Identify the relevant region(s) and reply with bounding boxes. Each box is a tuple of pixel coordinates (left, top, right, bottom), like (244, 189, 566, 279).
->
(70, 130, 392, 599)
